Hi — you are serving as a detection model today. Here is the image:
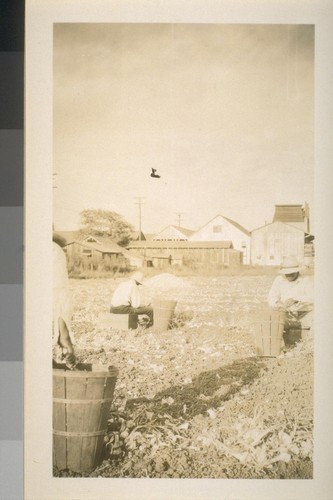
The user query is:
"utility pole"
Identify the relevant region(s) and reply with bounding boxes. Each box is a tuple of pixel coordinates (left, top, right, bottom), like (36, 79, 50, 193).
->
(135, 197, 145, 240)
(175, 212, 183, 227)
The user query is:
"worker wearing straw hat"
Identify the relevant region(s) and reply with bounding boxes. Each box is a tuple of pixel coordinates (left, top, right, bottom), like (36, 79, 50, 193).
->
(268, 255, 314, 340)
(110, 271, 153, 328)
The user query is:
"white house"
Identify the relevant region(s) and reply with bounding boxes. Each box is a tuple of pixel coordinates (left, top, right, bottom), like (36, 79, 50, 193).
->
(189, 214, 251, 264)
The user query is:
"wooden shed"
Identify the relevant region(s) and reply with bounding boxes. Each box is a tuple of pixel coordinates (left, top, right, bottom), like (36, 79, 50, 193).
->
(150, 253, 172, 269)
(63, 240, 127, 270)
(126, 240, 241, 268)
(250, 221, 309, 266)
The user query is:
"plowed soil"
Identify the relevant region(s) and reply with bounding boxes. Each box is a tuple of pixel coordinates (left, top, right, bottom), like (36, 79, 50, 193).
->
(53, 273, 313, 479)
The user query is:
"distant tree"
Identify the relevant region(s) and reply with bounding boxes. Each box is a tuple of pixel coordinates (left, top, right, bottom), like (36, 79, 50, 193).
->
(79, 209, 134, 247)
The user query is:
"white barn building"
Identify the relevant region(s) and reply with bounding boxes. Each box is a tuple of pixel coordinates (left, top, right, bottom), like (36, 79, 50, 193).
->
(189, 214, 251, 264)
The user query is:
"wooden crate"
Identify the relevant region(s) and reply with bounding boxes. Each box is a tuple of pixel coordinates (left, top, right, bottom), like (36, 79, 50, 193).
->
(98, 313, 137, 330)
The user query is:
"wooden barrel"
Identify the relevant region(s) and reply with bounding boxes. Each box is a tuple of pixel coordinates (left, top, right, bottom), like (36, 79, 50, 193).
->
(254, 309, 286, 357)
(152, 299, 177, 332)
(53, 365, 118, 473)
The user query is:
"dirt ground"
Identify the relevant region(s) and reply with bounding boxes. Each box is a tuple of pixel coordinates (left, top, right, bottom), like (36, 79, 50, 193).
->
(53, 272, 313, 479)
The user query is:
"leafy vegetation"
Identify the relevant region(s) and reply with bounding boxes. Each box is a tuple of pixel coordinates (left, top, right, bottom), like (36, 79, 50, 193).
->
(53, 273, 313, 479)
(79, 209, 134, 246)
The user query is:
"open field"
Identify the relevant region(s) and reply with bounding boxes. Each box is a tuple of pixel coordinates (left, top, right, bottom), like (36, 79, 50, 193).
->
(54, 272, 313, 479)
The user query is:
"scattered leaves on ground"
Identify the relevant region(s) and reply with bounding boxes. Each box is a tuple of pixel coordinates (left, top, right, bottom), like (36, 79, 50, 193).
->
(53, 273, 313, 479)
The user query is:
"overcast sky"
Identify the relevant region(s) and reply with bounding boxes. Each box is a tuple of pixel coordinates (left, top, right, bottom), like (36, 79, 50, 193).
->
(53, 23, 314, 234)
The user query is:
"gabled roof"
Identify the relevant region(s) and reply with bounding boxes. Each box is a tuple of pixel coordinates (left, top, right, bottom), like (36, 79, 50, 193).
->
(127, 240, 234, 250)
(251, 220, 307, 234)
(223, 216, 251, 236)
(273, 205, 305, 223)
(82, 235, 101, 244)
(153, 225, 195, 240)
(192, 214, 250, 236)
(173, 226, 195, 238)
(65, 239, 123, 254)
(144, 233, 156, 241)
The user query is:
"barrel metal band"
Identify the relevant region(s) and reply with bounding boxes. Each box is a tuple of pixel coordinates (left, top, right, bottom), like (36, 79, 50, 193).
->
(53, 398, 114, 404)
(53, 429, 106, 437)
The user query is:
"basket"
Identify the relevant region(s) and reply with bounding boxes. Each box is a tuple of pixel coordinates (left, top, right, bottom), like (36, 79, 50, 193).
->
(152, 298, 177, 332)
(53, 364, 118, 473)
(254, 309, 286, 357)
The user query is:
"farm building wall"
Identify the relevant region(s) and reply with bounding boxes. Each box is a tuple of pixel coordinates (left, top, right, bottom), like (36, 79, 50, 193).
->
(121, 250, 144, 268)
(251, 221, 306, 266)
(64, 242, 127, 271)
(126, 242, 241, 269)
(272, 204, 310, 233)
(278, 221, 307, 232)
(189, 215, 251, 264)
(179, 247, 240, 267)
(151, 255, 172, 269)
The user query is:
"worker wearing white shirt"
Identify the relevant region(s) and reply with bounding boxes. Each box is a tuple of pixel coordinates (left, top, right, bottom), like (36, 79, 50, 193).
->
(268, 255, 314, 341)
(110, 271, 153, 328)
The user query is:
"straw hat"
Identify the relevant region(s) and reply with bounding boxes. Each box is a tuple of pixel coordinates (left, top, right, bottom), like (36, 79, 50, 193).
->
(279, 256, 301, 274)
(131, 271, 144, 284)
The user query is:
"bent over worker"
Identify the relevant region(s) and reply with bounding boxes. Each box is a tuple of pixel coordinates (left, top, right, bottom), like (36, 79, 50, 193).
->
(110, 271, 153, 328)
(268, 255, 314, 341)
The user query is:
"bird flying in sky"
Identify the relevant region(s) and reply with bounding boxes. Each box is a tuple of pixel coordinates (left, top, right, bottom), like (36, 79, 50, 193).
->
(150, 168, 161, 178)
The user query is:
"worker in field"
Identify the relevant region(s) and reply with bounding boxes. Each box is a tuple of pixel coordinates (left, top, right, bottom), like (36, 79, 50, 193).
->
(110, 271, 153, 328)
(53, 233, 76, 369)
(268, 255, 314, 343)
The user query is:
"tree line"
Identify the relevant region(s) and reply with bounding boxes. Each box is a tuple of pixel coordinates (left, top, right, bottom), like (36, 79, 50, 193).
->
(78, 208, 135, 247)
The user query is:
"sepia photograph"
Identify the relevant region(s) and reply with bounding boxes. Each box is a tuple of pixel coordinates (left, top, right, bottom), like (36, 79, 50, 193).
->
(52, 23, 314, 479)
(24, 1, 333, 499)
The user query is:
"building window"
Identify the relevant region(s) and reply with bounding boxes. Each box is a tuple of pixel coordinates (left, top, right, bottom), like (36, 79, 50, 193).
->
(82, 248, 92, 257)
(213, 225, 222, 233)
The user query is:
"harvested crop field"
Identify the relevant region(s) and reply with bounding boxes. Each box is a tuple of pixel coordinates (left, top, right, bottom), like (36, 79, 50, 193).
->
(53, 272, 313, 479)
